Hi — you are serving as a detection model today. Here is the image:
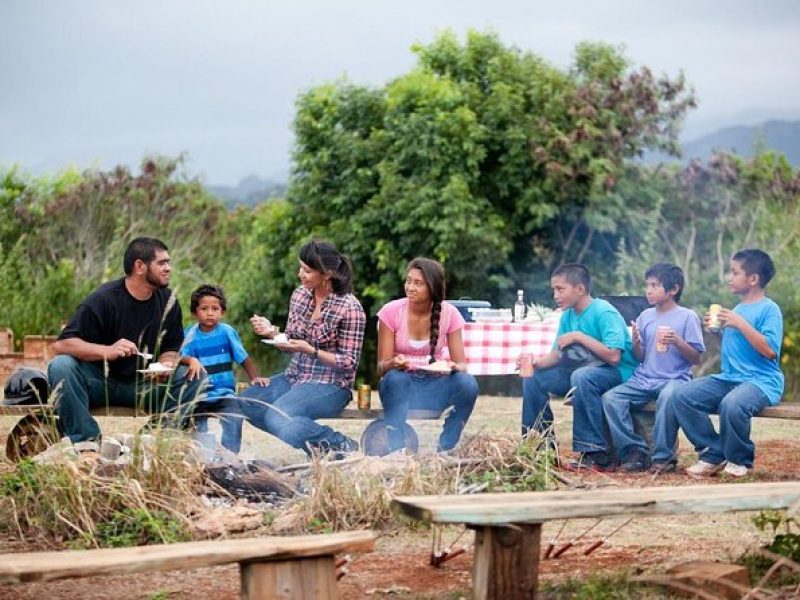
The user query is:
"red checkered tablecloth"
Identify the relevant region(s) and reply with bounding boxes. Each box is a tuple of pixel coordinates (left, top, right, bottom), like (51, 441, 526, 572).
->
(462, 320, 560, 376)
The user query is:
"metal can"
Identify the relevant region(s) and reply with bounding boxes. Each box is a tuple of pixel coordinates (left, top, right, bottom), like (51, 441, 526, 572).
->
(656, 326, 670, 352)
(707, 304, 722, 333)
(357, 384, 371, 410)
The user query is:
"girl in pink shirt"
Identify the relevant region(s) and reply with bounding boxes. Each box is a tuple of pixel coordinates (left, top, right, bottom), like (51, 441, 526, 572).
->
(376, 257, 478, 453)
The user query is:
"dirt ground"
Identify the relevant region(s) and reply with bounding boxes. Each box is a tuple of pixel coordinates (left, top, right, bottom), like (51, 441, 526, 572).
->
(1, 398, 799, 599)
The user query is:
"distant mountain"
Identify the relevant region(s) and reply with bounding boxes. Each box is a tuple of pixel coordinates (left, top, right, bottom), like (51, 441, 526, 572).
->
(208, 175, 286, 206)
(682, 120, 800, 165)
(645, 120, 800, 166)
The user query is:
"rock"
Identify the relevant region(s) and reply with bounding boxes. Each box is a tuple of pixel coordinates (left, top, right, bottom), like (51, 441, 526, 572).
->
(100, 439, 122, 461)
(666, 561, 750, 599)
(269, 511, 304, 534)
(192, 505, 264, 537)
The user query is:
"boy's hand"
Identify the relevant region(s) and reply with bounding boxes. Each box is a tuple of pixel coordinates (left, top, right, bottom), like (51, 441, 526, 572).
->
(630, 321, 641, 346)
(659, 327, 681, 346)
(184, 357, 205, 381)
(249, 376, 270, 387)
(718, 308, 745, 330)
(556, 332, 586, 349)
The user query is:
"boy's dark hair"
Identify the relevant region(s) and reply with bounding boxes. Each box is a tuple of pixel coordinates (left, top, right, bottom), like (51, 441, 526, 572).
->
(298, 240, 354, 295)
(732, 249, 776, 288)
(190, 284, 227, 313)
(551, 263, 592, 294)
(123, 237, 168, 275)
(645, 263, 685, 302)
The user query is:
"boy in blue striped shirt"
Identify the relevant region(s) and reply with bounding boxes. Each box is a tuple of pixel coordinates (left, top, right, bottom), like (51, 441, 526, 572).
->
(182, 285, 269, 452)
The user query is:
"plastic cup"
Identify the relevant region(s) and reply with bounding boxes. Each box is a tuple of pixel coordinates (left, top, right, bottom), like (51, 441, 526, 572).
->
(656, 326, 670, 352)
(519, 353, 534, 378)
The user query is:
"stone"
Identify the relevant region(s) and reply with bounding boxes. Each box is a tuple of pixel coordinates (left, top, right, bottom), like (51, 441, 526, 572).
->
(666, 561, 750, 600)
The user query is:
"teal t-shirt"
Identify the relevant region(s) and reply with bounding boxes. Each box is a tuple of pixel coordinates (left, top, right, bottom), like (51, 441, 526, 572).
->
(554, 298, 638, 381)
(712, 297, 784, 404)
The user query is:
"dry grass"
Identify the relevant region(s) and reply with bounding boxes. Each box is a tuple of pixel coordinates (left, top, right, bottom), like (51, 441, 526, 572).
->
(0, 431, 210, 548)
(274, 432, 558, 534)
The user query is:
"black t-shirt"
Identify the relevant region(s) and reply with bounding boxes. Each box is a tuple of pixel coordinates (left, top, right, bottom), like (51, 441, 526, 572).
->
(59, 278, 184, 381)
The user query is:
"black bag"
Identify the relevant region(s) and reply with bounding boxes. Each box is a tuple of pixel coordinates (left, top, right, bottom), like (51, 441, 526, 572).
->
(558, 344, 606, 370)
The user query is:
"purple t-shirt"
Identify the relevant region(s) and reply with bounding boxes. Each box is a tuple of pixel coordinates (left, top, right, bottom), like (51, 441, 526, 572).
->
(626, 305, 705, 391)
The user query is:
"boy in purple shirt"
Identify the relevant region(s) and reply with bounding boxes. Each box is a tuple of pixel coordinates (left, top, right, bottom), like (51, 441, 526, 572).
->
(602, 264, 705, 472)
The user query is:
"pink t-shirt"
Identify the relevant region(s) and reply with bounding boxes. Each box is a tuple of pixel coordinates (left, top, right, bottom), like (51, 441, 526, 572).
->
(377, 298, 465, 370)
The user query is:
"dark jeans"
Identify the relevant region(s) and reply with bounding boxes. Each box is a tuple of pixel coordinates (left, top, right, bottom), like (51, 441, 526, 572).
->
(670, 376, 770, 468)
(522, 363, 621, 454)
(49, 354, 208, 443)
(237, 374, 353, 454)
(379, 369, 479, 452)
(194, 395, 244, 453)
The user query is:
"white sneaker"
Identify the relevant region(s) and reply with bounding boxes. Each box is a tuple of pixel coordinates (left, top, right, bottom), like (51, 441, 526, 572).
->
(722, 462, 749, 478)
(686, 460, 727, 477)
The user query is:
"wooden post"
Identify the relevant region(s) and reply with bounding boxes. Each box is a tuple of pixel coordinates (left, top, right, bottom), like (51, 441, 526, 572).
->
(240, 556, 337, 600)
(472, 523, 542, 600)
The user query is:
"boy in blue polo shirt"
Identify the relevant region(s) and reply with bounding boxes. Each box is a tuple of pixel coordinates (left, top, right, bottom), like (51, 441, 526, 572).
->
(521, 263, 638, 471)
(181, 284, 269, 453)
(669, 249, 783, 478)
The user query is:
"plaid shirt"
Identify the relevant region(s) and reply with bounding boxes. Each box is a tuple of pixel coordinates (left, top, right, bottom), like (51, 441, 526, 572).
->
(283, 287, 366, 389)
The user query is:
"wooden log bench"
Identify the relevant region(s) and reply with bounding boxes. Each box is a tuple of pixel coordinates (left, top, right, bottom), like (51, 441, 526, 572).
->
(0, 531, 376, 599)
(0, 401, 442, 460)
(392, 481, 800, 600)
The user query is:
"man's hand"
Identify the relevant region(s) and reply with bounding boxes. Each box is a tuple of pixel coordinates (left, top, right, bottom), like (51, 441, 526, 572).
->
(105, 338, 139, 361)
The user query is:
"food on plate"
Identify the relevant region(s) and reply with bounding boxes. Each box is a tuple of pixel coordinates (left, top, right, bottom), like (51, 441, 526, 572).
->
(146, 362, 173, 373)
(273, 333, 289, 344)
(419, 360, 452, 373)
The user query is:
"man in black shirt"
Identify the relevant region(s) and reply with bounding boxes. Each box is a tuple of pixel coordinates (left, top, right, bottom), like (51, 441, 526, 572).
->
(49, 237, 207, 442)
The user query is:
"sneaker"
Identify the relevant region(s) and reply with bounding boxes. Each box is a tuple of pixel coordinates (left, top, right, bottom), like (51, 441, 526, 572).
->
(686, 460, 727, 477)
(564, 451, 617, 473)
(620, 448, 650, 473)
(648, 461, 677, 475)
(722, 462, 749, 478)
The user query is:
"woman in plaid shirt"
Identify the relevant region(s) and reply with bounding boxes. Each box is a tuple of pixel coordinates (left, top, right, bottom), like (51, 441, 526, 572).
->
(238, 241, 366, 457)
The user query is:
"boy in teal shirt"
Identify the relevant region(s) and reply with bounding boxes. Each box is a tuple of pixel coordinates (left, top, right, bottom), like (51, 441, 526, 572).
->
(521, 263, 637, 471)
(669, 249, 783, 478)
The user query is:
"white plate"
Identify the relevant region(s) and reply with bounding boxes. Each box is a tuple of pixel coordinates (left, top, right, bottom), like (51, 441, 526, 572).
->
(262, 338, 290, 346)
(137, 367, 175, 375)
(417, 363, 453, 374)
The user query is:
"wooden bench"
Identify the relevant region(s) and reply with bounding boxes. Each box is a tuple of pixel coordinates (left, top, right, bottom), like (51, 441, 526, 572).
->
(0, 531, 376, 599)
(0, 401, 442, 460)
(393, 481, 800, 600)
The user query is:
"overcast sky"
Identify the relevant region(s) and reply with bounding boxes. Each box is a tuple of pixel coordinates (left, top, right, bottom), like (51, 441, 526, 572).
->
(2, 0, 799, 185)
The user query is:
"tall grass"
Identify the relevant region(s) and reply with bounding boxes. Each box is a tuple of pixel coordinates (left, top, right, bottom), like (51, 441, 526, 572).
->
(0, 432, 206, 548)
(280, 432, 558, 533)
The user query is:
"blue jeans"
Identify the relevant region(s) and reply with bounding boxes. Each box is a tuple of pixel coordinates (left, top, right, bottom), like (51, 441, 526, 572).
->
(522, 363, 621, 454)
(602, 380, 681, 461)
(49, 354, 207, 443)
(194, 396, 244, 453)
(670, 376, 770, 468)
(237, 374, 353, 454)
(379, 369, 479, 452)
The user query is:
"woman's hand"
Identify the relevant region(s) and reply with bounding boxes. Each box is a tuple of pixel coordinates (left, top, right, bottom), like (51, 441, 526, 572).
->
(279, 339, 315, 355)
(381, 354, 410, 373)
(448, 360, 466, 372)
(251, 314, 278, 337)
(249, 376, 270, 387)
